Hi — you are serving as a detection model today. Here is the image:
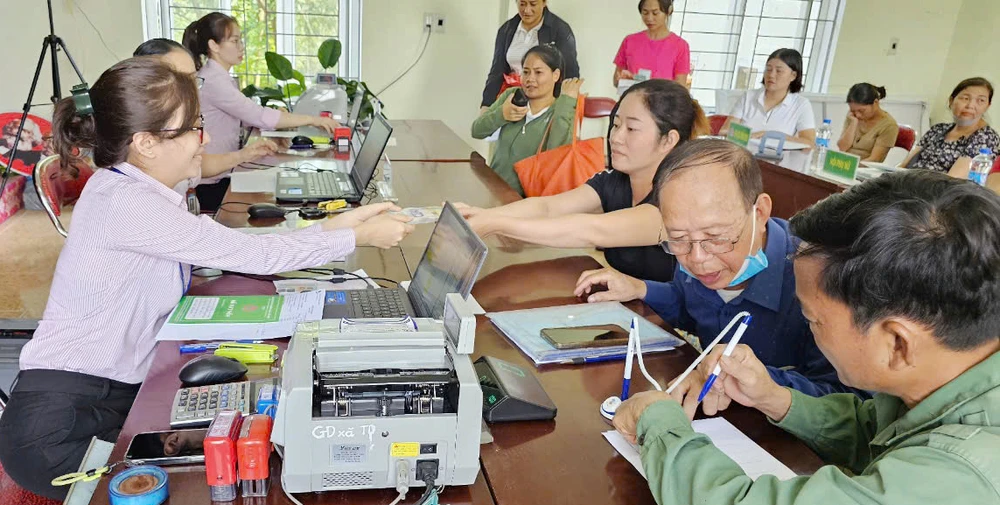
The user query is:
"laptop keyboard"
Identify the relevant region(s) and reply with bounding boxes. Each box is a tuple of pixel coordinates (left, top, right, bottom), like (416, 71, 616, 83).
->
(305, 172, 353, 197)
(349, 290, 410, 318)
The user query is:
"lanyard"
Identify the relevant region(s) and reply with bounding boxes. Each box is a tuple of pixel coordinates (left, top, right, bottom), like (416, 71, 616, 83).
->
(107, 167, 191, 297)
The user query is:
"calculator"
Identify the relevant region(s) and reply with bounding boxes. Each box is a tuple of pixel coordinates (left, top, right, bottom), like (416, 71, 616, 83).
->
(169, 382, 250, 429)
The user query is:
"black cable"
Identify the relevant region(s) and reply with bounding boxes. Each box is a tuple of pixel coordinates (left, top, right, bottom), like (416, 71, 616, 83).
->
(412, 479, 436, 505)
(216, 201, 295, 214)
(301, 268, 400, 288)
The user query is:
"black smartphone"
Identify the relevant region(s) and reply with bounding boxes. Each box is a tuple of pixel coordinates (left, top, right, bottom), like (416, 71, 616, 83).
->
(125, 429, 208, 466)
(512, 88, 528, 107)
(540, 324, 630, 349)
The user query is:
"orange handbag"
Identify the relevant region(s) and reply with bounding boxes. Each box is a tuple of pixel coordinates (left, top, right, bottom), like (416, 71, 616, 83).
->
(514, 94, 606, 197)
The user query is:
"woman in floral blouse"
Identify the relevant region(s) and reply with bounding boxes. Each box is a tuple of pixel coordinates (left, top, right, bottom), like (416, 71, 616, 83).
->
(902, 77, 1000, 176)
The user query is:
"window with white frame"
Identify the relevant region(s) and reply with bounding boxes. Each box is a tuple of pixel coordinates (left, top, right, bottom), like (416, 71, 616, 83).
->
(672, 0, 845, 111)
(142, 0, 362, 90)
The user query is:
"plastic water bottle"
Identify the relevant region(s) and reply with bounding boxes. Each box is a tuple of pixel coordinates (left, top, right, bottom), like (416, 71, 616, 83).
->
(969, 148, 993, 186)
(811, 119, 833, 171)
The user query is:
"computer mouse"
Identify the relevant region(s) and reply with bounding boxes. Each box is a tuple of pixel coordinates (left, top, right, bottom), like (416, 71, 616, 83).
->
(290, 135, 314, 149)
(178, 355, 248, 387)
(248, 203, 289, 219)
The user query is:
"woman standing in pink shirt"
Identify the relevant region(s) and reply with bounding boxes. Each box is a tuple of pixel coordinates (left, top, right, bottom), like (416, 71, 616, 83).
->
(0, 57, 411, 500)
(182, 12, 342, 210)
(614, 0, 691, 88)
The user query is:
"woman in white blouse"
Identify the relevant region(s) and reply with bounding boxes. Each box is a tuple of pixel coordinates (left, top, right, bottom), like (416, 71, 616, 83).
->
(723, 48, 816, 147)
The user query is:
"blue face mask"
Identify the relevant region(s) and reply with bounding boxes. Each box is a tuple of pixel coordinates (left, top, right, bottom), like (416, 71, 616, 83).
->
(678, 207, 768, 287)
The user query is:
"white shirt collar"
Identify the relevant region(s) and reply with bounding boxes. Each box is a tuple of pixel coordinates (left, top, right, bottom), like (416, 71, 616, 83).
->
(517, 19, 543, 36)
(756, 88, 794, 109)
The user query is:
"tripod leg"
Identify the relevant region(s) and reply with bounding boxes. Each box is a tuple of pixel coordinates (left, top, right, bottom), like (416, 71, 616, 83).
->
(0, 39, 49, 201)
(49, 35, 62, 102)
(55, 37, 87, 85)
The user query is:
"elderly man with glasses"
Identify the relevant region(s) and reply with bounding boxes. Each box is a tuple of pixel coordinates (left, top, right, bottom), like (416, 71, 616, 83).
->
(576, 138, 864, 417)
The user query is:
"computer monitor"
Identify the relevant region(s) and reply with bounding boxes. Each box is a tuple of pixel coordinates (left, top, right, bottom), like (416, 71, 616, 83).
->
(349, 113, 392, 196)
(408, 202, 489, 319)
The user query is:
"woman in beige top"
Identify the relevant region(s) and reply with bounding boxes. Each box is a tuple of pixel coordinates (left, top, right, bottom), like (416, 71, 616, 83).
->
(836, 83, 899, 162)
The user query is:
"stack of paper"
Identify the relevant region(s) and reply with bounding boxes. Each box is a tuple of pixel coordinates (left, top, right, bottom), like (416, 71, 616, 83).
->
(486, 302, 683, 366)
(155, 291, 325, 342)
(602, 417, 796, 480)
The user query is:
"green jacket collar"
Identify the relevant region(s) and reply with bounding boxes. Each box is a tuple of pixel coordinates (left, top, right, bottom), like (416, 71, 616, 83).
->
(872, 350, 1000, 447)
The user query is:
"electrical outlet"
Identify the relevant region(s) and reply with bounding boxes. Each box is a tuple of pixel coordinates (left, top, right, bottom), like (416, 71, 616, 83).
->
(424, 13, 446, 33)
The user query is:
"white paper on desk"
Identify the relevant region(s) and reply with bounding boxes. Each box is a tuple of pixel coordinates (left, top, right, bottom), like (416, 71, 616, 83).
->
(230, 167, 280, 193)
(155, 291, 325, 341)
(602, 417, 796, 481)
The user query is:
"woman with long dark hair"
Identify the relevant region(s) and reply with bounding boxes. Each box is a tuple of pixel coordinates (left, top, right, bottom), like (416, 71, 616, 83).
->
(461, 79, 708, 282)
(0, 57, 411, 499)
(724, 48, 816, 146)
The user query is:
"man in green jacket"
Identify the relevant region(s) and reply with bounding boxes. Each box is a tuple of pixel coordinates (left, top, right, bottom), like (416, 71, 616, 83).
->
(613, 169, 1000, 504)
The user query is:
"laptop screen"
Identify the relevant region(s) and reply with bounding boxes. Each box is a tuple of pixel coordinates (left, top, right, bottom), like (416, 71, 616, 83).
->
(349, 113, 392, 194)
(408, 202, 489, 319)
(346, 87, 365, 131)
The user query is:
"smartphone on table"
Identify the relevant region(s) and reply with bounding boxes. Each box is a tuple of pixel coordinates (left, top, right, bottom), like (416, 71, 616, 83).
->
(540, 324, 630, 349)
(125, 428, 208, 466)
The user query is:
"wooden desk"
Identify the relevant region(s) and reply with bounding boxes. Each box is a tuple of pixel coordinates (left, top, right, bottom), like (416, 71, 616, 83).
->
(757, 158, 846, 220)
(89, 127, 824, 504)
(387, 119, 476, 162)
(469, 256, 824, 505)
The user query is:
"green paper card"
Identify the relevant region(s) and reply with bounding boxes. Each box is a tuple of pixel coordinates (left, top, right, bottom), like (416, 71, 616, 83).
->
(168, 296, 284, 324)
(727, 123, 751, 147)
(822, 150, 860, 181)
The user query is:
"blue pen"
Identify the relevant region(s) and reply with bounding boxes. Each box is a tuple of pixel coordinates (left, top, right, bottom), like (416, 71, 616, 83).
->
(179, 340, 265, 354)
(697, 315, 752, 402)
(561, 353, 628, 365)
(620, 317, 639, 401)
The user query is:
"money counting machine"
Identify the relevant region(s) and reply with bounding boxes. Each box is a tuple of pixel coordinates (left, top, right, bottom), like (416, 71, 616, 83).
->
(272, 293, 482, 493)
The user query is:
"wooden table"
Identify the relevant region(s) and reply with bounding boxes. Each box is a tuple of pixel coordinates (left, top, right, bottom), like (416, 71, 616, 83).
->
(757, 158, 846, 220)
(88, 127, 826, 505)
(387, 119, 477, 162)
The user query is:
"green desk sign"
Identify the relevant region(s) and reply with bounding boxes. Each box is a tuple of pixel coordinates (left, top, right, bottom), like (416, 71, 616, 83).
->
(727, 123, 751, 147)
(822, 150, 860, 181)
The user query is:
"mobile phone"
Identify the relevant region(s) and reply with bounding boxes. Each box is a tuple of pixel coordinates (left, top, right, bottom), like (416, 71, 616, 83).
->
(540, 324, 630, 349)
(125, 429, 208, 466)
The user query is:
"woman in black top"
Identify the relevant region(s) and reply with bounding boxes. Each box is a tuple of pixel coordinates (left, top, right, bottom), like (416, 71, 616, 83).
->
(480, 0, 580, 110)
(458, 80, 708, 282)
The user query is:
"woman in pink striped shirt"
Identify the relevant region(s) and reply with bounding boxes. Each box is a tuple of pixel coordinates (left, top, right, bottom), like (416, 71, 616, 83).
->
(183, 12, 343, 210)
(0, 57, 412, 499)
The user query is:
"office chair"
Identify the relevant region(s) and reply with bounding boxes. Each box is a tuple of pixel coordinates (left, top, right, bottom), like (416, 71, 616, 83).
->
(708, 114, 728, 136)
(32, 155, 93, 237)
(583, 97, 616, 119)
(895, 125, 916, 151)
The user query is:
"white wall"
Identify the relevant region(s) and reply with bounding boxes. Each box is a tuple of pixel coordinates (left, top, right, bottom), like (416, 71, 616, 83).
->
(827, 0, 963, 107)
(0, 0, 144, 116)
(931, 0, 1000, 124)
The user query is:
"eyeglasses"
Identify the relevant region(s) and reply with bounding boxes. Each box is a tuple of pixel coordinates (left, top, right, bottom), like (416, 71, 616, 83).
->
(658, 214, 749, 256)
(157, 114, 205, 143)
(195, 76, 205, 89)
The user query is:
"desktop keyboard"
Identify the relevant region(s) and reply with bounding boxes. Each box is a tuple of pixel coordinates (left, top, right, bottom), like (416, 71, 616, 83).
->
(169, 381, 250, 429)
(350, 289, 410, 318)
(305, 172, 353, 197)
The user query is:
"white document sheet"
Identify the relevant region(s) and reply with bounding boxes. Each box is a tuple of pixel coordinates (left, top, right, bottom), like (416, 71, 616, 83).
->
(602, 417, 796, 481)
(155, 291, 325, 341)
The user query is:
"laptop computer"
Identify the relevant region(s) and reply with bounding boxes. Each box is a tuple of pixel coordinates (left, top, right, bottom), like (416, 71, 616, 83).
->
(322, 202, 489, 320)
(275, 112, 392, 203)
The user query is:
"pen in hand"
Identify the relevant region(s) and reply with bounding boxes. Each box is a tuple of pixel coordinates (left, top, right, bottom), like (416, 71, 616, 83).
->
(697, 315, 752, 402)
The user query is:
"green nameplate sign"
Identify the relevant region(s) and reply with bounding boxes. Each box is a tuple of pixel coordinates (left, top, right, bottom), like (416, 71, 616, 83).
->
(727, 123, 751, 147)
(822, 150, 860, 181)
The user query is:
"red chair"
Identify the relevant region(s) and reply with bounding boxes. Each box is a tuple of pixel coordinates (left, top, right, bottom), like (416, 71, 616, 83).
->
(709, 114, 728, 136)
(895, 125, 916, 151)
(32, 155, 94, 237)
(583, 97, 617, 118)
(0, 460, 61, 505)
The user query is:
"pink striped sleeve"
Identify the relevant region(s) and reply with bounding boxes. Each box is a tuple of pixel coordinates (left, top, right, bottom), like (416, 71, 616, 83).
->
(203, 74, 283, 130)
(105, 193, 355, 275)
